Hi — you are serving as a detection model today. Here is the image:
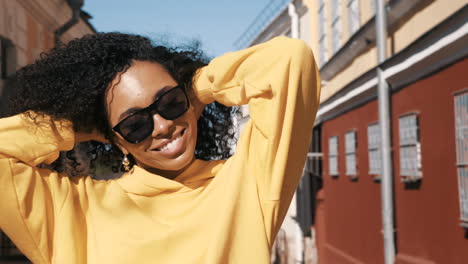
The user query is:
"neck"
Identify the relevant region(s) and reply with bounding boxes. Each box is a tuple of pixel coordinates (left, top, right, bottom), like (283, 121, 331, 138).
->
(137, 157, 196, 180)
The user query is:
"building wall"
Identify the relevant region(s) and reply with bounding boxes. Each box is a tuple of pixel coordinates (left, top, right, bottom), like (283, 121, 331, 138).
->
(0, 0, 94, 116)
(321, 96, 384, 264)
(307, 0, 377, 69)
(0, 0, 94, 69)
(320, 58, 468, 264)
(392, 58, 468, 264)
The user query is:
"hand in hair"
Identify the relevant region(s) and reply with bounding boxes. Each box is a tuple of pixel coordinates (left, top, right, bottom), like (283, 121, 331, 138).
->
(75, 130, 109, 144)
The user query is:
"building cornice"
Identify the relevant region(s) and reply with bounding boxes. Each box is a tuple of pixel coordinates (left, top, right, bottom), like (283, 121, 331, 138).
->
(249, 0, 308, 46)
(319, 0, 432, 81)
(315, 5, 468, 124)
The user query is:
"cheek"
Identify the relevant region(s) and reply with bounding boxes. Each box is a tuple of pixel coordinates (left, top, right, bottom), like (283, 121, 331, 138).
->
(186, 111, 199, 141)
(172, 110, 198, 153)
(114, 134, 148, 157)
(115, 110, 199, 167)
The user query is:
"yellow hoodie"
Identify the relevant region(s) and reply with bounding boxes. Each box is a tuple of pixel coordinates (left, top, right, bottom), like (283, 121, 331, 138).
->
(0, 37, 320, 264)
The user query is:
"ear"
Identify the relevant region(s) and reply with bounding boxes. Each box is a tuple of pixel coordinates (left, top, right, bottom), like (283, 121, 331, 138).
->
(114, 140, 130, 156)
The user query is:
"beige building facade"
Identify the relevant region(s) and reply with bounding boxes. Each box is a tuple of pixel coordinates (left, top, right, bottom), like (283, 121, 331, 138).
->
(0, 0, 95, 115)
(308, 0, 467, 104)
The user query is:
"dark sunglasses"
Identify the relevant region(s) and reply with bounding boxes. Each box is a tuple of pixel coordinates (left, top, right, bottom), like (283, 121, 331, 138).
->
(112, 85, 190, 144)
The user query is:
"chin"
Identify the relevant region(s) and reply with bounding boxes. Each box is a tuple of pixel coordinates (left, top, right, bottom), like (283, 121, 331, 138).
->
(136, 150, 195, 176)
(160, 151, 195, 170)
(137, 130, 197, 173)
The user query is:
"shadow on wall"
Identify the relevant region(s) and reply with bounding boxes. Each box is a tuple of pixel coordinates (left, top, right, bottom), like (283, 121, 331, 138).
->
(0, 36, 17, 118)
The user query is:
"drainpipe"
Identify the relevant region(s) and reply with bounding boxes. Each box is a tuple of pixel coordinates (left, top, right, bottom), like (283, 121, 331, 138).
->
(375, 0, 396, 263)
(55, 0, 84, 46)
(288, 3, 303, 263)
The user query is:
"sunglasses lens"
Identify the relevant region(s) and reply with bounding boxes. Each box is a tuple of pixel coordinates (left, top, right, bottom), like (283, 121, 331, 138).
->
(115, 86, 189, 144)
(119, 113, 153, 143)
(156, 87, 189, 120)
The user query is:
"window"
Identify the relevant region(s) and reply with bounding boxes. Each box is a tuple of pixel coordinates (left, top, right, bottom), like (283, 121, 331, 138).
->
(0, 39, 6, 79)
(0, 37, 16, 117)
(318, 0, 328, 66)
(331, 0, 342, 53)
(329, 136, 338, 176)
(347, 0, 360, 36)
(454, 92, 468, 224)
(0, 37, 15, 80)
(370, 0, 376, 15)
(368, 123, 381, 177)
(345, 131, 357, 177)
(398, 114, 422, 181)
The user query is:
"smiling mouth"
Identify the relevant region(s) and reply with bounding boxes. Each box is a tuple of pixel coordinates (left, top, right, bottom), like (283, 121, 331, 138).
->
(153, 128, 186, 152)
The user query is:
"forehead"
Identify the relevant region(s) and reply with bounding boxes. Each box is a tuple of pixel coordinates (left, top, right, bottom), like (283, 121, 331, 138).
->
(106, 61, 177, 124)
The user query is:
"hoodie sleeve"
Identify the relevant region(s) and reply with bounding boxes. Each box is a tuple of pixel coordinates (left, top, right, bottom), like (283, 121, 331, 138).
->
(0, 113, 75, 263)
(193, 36, 321, 228)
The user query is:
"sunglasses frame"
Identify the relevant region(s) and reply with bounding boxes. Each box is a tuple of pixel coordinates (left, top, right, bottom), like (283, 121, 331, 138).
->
(112, 85, 190, 144)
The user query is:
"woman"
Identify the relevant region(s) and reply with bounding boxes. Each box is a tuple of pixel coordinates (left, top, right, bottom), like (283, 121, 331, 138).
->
(0, 33, 320, 263)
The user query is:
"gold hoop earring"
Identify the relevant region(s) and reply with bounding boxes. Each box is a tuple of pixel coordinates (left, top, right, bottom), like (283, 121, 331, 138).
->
(122, 155, 131, 172)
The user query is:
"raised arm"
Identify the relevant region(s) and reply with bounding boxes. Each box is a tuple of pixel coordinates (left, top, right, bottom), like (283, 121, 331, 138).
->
(193, 36, 321, 205)
(0, 113, 75, 263)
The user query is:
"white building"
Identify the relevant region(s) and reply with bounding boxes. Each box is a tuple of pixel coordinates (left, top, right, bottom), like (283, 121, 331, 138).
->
(235, 1, 319, 263)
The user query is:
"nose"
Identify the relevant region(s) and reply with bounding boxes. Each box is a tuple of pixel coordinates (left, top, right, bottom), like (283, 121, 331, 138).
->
(151, 113, 175, 138)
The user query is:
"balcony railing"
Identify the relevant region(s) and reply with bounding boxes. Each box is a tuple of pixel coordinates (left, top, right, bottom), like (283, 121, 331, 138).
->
(234, 0, 291, 49)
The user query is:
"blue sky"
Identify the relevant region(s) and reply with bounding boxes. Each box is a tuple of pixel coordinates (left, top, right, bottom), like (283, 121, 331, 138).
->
(82, 0, 271, 57)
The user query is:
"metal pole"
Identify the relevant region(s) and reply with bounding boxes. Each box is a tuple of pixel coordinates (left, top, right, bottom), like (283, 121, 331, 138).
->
(375, 0, 395, 263)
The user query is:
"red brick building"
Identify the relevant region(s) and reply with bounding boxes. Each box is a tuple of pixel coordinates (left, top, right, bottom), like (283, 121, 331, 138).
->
(315, 5, 468, 264)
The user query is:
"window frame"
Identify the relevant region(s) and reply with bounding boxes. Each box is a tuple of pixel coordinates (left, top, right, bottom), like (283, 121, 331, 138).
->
(329, 136, 339, 177)
(318, 0, 328, 66)
(398, 113, 422, 182)
(0, 39, 4, 79)
(345, 130, 358, 178)
(367, 122, 381, 179)
(347, 0, 360, 36)
(454, 90, 468, 226)
(331, 0, 342, 53)
(370, 0, 376, 15)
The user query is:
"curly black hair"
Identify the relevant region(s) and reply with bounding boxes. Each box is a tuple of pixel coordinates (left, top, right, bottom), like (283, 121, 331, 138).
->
(10, 33, 239, 178)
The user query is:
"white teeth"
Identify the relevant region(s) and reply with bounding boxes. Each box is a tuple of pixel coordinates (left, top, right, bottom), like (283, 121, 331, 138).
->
(159, 135, 182, 151)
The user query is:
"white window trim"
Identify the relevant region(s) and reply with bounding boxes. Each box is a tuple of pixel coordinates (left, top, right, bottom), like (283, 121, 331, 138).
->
(454, 90, 468, 225)
(398, 113, 422, 182)
(347, 0, 360, 36)
(370, 0, 376, 15)
(368, 122, 381, 179)
(345, 130, 357, 177)
(329, 136, 339, 176)
(331, 0, 342, 53)
(318, 0, 328, 66)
